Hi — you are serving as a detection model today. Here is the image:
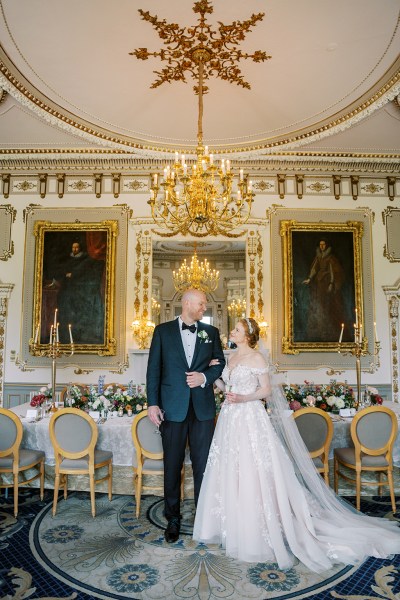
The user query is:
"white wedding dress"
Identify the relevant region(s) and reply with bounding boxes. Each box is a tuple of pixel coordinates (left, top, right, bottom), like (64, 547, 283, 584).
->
(193, 365, 400, 572)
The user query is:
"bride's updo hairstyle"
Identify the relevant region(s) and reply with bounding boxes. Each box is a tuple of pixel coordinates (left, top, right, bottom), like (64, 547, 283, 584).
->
(240, 317, 259, 348)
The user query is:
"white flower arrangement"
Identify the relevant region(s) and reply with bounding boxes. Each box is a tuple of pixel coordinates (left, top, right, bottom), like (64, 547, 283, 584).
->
(67, 382, 147, 414)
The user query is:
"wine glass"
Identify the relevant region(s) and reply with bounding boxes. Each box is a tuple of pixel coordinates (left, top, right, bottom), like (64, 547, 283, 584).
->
(225, 384, 232, 403)
(154, 409, 165, 435)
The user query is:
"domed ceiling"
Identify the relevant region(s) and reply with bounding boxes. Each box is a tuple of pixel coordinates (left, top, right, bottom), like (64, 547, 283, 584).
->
(0, 0, 399, 161)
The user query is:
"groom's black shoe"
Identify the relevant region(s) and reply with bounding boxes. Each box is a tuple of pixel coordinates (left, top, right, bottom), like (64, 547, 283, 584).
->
(165, 517, 180, 543)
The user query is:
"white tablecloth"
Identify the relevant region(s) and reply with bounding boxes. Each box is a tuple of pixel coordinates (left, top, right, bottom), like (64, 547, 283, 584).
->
(11, 401, 400, 468)
(11, 403, 138, 467)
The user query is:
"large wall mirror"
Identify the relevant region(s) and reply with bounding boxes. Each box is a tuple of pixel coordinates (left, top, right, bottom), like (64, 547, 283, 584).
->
(152, 240, 246, 338)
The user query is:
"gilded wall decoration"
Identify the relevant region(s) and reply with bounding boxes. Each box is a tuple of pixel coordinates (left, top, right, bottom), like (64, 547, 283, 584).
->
(383, 280, 400, 403)
(0, 204, 16, 261)
(382, 207, 400, 262)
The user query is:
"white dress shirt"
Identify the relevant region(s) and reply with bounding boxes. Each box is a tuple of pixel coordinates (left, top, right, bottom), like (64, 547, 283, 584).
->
(178, 317, 207, 386)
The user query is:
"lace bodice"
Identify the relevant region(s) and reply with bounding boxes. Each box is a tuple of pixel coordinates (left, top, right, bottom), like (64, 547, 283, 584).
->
(222, 364, 268, 395)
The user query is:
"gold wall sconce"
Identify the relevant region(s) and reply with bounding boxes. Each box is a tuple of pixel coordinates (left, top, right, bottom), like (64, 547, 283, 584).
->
(131, 316, 155, 349)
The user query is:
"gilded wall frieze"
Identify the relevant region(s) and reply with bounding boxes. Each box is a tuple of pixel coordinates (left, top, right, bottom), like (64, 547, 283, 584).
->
(307, 180, 331, 194)
(67, 178, 93, 192)
(361, 182, 385, 195)
(13, 179, 37, 193)
(1, 172, 398, 205)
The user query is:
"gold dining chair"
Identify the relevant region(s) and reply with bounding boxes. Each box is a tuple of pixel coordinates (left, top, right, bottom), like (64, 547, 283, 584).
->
(49, 407, 113, 517)
(334, 405, 398, 512)
(292, 407, 334, 485)
(131, 409, 184, 518)
(0, 408, 45, 517)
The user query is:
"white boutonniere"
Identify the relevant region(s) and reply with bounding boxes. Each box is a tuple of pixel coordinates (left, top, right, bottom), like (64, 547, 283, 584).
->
(198, 330, 211, 343)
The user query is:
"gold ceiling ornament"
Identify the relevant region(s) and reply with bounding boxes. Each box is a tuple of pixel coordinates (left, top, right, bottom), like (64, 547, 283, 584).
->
(228, 298, 247, 319)
(131, 0, 271, 237)
(173, 244, 219, 293)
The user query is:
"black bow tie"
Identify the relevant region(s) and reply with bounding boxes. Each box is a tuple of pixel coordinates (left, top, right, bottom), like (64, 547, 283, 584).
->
(182, 323, 196, 333)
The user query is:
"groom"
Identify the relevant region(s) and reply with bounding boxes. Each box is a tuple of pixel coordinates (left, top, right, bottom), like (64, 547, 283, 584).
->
(146, 288, 225, 543)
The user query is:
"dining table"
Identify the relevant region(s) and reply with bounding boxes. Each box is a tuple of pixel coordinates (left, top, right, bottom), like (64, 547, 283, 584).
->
(9, 401, 400, 496)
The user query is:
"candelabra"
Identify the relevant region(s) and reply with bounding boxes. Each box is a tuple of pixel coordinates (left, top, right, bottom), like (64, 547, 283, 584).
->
(337, 323, 380, 410)
(30, 309, 74, 410)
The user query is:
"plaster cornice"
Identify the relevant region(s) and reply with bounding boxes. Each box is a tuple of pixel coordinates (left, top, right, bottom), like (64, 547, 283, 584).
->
(1, 45, 400, 159)
(0, 152, 399, 175)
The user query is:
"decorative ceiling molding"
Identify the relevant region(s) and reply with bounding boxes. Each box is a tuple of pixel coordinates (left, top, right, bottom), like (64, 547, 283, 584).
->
(0, 152, 399, 175)
(1, 52, 400, 159)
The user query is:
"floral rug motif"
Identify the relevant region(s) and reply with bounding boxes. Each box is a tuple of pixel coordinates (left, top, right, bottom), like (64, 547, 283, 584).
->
(28, 493, 399, 600)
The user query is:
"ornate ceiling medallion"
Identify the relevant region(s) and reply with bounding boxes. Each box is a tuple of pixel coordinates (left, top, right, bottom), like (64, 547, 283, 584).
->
(130, 0, 271, 237)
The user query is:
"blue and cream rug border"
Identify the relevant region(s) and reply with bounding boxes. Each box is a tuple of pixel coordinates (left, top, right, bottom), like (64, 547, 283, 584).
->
(1, 490, 399, 600)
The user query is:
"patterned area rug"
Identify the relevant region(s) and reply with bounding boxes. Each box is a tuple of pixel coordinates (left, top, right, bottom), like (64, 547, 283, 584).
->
(0, 490, 399, 600)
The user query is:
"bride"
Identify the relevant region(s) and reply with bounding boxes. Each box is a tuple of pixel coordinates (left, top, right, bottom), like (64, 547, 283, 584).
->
(193, 317, 400, 572)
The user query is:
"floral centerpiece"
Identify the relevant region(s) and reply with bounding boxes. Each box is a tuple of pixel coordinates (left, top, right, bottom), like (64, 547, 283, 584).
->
(366, 386, 384, 405)
(65, 385, 88, 410)
(67, 382, 147, 415)
(30, 384, 52, 407)
(284, 380, 355, 413)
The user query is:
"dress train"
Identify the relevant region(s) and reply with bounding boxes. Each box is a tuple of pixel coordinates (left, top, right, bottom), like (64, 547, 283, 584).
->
(193, 365, 400, 572)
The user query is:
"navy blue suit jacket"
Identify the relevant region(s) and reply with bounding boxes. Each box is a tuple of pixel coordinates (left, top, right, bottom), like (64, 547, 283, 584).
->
(146, 319, 225, 422)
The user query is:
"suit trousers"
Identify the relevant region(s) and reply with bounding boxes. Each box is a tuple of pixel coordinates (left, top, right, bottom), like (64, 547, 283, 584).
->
(161, 397, 214, 521)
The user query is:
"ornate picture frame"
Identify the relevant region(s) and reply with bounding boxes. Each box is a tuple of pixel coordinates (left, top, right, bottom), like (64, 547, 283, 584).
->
(281, 220, 363, 354)
(21, 206, 130, 372)
(270, 207, 375, 371)
(32, 221, 117, 355)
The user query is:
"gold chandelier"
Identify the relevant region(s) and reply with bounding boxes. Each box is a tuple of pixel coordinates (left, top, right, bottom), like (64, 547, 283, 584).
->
(173, 245, 219, 293)
(131, 1, 270, 238)
(228, 298, 247, 318)
(151, 297, 160, 316)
